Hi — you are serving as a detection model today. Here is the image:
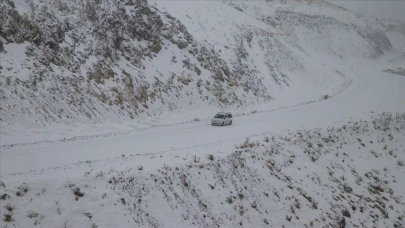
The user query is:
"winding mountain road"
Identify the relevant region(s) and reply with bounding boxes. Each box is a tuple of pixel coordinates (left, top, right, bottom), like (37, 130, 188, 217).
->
(1, 61, 405, 176)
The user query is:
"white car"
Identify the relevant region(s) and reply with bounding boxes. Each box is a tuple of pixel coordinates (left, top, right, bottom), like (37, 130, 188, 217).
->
(211, 112, 233, 126)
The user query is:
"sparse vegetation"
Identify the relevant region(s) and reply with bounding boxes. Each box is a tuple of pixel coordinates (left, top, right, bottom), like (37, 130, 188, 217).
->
(95, 171, 105, 178)
(226, 196, 233, 204)
(0, 111, 403, 227)
(193, 155, 201, 163)
(342, 209, 351, 218)
(3, 213, 14, 222)
(28, 210, 39, 219)
(4, 203, 16, 212)
(398, 160, 404, 167)
(312, 202, 318, 210)
(1, 193, 10, 200)
(18, 183, 30, 193)
(370, 149, 379, 158)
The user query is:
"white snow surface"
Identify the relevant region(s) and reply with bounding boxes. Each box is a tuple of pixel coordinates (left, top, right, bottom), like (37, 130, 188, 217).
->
(1, 56, 405, 227)
(1, 0, 404, 145)
(1, 0, 405, 227)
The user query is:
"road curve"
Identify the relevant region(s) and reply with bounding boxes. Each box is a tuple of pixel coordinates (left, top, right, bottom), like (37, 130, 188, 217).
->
(1, 61, 405, 176)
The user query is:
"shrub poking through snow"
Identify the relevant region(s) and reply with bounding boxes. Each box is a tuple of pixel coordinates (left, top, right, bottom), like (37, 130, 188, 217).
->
(193, 155, 201, 163)
(18, 183, 30, 193)
(342, 209, 351, 218)
(27, 210, 39, 218)
(95, 171, 105, 178)
(3, 213, 14, 222)
(207, 154, 214, 161)
(4, 203, 16, 212)
(0, 193, 10, 200)
(398, 160, 404, 167)
(226, 196, 233, 204)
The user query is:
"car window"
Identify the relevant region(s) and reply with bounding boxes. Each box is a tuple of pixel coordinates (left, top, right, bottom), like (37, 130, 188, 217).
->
(228, 114, 232, 118)
(214, 114, 225, 118)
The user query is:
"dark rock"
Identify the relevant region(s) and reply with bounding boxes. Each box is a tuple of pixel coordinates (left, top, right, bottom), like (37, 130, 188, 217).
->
(177, 41, 188, 49)
(194, 66, 201, 75)
(0, 40, 3, 52)
(151, 40, 162, 53)
(9, 9, 20, 23)
(338, 217, 345, 228)
(213, 70, 224, 82)
(73, 187, 84, 197)
(343, 185, 352, 193)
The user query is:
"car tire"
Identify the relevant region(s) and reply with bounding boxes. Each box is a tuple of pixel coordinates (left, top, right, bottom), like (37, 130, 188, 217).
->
(222, 122, 224, 126)
(229, 121, 232, 125)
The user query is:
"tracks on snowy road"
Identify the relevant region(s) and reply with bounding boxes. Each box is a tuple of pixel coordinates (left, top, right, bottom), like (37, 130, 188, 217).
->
(1, 61, 405, 176)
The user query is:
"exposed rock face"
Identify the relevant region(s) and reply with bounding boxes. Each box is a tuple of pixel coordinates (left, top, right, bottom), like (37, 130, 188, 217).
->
(0, 0, 397, 127)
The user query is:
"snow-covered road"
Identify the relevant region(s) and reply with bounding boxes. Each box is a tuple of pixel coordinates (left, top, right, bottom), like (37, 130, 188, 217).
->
(1, 60, 405, 176)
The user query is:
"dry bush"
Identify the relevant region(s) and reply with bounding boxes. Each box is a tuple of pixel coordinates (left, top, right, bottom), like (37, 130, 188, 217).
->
(207, 154, 214, 161)
(208, 183, 216, 190)
(0, 193, 10, 200)
(312, 201, 318, 209)
(398, 160, 404, 167)
(225, 196, 233, 204)
(3, 213, 14, 222)
(342, 209, 351, 218)
(370, 150, 379, 158)
(4, 203, 16, 212)
(18, 183, 30, 193)
(193, 155, 201, 163)
(27, 210, 39, 218)
(95, 171, 105, 178)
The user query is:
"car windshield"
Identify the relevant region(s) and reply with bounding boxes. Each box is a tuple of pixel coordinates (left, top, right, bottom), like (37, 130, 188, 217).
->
(214, 114, 225, 119)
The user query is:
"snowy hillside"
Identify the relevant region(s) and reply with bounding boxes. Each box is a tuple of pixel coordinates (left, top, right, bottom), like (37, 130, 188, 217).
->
(1, 0, 404, 144)
(1, 112, 404, 227)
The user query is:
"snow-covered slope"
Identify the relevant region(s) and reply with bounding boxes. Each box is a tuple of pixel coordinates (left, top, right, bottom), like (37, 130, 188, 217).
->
(1, 112, 404, 227)
(1, 0, 403, 144)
